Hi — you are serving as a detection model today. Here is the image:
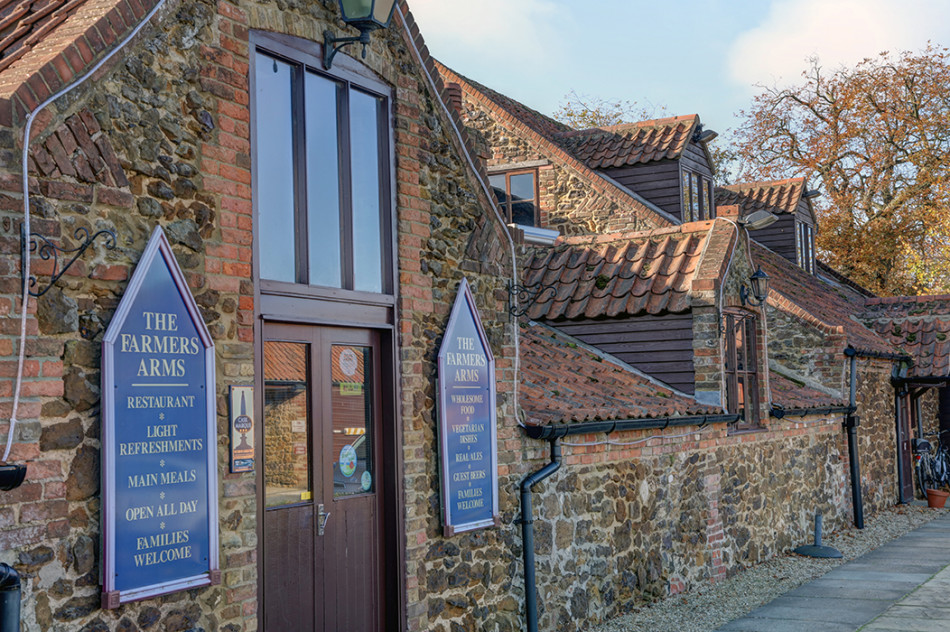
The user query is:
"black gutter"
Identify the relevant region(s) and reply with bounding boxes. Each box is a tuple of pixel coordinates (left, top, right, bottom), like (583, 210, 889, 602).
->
(520, 436, 563, 632)
(771, 405, 855, 419)
(891, 375, 950, 386)
(843, 348, 864, 528)
(849, 347, 911, 362)
(523, 413, 741, 440)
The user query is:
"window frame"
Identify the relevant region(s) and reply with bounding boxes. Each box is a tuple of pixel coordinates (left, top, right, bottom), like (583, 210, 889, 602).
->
(682, 169, 715, 222)
(723, 310, 761, 430)
(250, 31, 395, 305)
(488, 168, 539, 227)
(796, 221, 815, 275)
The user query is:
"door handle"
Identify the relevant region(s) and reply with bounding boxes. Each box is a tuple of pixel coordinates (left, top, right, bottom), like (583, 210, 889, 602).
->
(317, 503, 331, 536)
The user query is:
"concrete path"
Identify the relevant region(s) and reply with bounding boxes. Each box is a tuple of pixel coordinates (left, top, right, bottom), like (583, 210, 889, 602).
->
(716, 513, 950, 632)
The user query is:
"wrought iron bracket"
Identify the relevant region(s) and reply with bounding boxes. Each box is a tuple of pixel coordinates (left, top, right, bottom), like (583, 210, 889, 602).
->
(508, 282, 557, 318)
(323, 29, 371, 69)
(21, 225, 116, 297)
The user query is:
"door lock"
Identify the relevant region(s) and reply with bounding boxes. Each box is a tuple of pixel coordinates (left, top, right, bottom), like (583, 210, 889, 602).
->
(317, 503, 331, 536)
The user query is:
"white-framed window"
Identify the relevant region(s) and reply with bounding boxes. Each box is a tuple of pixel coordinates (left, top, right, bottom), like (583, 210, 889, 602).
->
(682, 169, 715, 222)
(797, 221, 815, 274)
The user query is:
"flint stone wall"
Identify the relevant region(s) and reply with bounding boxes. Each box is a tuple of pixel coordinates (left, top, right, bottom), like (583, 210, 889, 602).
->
(0, 1, 519, 631)
(520, 420, 848, 631)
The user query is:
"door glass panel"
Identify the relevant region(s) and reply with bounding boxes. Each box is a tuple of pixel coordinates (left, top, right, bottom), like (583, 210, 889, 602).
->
(330, 345, 374, 498)
(263, 341, 312, 507)
(255, 53, 297, 283)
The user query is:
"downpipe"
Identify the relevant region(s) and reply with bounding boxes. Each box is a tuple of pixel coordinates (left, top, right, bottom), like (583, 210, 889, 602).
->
(521, 438, 562, 632)
(844, 348, 864, 528)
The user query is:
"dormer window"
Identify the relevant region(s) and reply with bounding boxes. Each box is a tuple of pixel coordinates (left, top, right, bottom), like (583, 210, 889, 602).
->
(797, 221, 815, 274)
(682, 169, 715, 222)
(489, 170, 538, 227)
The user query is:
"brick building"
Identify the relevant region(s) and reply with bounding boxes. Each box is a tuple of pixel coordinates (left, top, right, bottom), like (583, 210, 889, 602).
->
(0, 2, 948, 632)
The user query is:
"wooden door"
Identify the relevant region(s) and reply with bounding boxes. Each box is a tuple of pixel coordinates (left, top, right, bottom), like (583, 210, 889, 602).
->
(261, 324, 384, 631)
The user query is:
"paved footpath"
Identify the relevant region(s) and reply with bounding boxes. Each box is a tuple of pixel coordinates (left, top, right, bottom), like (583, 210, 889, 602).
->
(716, 512, 950, 632)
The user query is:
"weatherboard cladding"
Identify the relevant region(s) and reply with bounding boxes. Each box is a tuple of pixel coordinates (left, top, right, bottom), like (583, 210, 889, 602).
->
(519, 324, 718, 425)
(601, 160, 683, 219)
(552, 312, 696, 395)
(750, 212, 797, 263)
(523, 223, 710, 321)
(860, 295, 950, 377)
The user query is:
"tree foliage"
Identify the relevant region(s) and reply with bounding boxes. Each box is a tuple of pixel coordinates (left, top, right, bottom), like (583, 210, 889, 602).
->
(553, 90, 665, 129)
(733, 45, 950, 295)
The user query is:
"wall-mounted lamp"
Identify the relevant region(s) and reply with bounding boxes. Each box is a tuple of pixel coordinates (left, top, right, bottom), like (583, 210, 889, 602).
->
(740, 266, 770, 306)
(0, 463, 26, 491)
(324, 0, 397, 69)
(692, 124, 718, 143)
(802, 189, 822, 199)
(737, 209, 778, 231)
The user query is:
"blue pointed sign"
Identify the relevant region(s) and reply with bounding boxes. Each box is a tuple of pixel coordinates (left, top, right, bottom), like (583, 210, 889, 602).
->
(438, 278, 499, 536)
(101, 226, 219, 607)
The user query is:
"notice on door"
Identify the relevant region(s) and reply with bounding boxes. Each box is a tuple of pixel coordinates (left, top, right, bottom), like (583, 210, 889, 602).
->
(101, 227, 219, 608)
(438, 279, 499, 536)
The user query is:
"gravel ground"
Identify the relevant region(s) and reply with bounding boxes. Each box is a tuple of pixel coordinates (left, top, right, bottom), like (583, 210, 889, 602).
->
(590, 504, 949, 632)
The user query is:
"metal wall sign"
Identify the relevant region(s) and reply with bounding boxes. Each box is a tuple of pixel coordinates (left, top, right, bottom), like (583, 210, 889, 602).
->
(101, 227, 219, 607)
(229, 385, 255, 473)
(438, 278, 499, 536)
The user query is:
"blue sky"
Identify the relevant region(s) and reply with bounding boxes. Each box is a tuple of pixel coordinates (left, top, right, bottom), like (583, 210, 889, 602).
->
(409, 0, 950, 136)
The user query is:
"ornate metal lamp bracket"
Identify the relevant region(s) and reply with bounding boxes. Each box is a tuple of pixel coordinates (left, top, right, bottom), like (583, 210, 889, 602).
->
(21, 225, 117, 297)
(508, 282, 557, 318)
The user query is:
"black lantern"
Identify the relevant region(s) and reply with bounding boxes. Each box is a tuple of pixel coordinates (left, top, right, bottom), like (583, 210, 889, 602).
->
(740, 266, 770, 306)
(324, 0, 398, 69)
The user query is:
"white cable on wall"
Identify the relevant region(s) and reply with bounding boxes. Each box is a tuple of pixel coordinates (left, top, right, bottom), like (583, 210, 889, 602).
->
(560, 425, 715, 448)
(5, 0, 168, 462)
(397, 6, 524, 427)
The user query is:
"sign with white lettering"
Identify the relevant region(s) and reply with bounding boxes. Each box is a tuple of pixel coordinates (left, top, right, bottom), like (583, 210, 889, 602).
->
(438, 278, 499, 536)
(101, 227, 219, 607)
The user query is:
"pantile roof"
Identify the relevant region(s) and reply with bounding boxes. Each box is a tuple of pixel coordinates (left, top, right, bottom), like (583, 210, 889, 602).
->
(0, 0, 158, 125)
(0, 0, 92, 73)
(553, 115, 700, 170)
(439, 65, 570, 139)
(522, 221, 713, 321)
(769, 371, 848, 410)
(859, 296, 950, 377)
(716, 178, 806, 217)
(753, 242, 897, 355)
(520, 323, 720, 425)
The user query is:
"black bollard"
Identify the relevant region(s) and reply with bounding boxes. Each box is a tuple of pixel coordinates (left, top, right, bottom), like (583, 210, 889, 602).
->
(0, 564, 19, 632)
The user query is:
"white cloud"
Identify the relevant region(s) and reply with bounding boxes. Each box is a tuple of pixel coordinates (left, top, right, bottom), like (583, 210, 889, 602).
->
(407, 0, 559, 66)
(728, 0, 950, 91)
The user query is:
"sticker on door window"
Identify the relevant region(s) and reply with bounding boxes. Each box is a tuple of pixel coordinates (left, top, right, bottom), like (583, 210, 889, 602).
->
(339, 444, 357, 478)
(338, 348, 359, 377)
(361, 471, 372, 491)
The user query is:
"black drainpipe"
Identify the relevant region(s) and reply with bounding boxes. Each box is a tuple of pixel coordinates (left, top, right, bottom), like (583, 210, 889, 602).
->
(843, 348, 864, 529)
(895, 386, 907, 503)
(520, 436, 563, 632)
